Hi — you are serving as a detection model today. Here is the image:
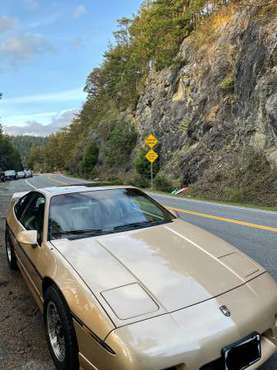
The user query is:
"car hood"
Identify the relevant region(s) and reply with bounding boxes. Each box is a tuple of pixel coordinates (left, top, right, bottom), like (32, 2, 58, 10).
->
(52, 219, 263, 316)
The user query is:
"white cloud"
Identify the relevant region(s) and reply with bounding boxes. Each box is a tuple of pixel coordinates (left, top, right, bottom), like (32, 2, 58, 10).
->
(73, 4, 87, 18)
(3, 109, 78, 137)
(24, 0, 39, 11)
(3, 111, 59, 126)
(1, 88, 86, 105)
(0, 16, 17, 32)
(0, 33, 53, 65)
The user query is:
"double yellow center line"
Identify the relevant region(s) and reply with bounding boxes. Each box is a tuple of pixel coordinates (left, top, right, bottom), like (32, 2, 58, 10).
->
(170, 207, 277, 233)
(46, 175, 277, 234)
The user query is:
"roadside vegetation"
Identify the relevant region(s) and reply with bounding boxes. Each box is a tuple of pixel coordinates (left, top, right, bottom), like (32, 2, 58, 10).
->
(189, 149, 277, 208)
(0, 125, 22, 171)
(10, 136, 47, 168)
(27, 0, 229, 178)
(25, 0, 277, 207)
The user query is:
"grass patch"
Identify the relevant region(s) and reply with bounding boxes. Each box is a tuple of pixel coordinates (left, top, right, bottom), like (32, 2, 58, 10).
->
(189, 148, 277, 208)
(219, 76, 235, 93)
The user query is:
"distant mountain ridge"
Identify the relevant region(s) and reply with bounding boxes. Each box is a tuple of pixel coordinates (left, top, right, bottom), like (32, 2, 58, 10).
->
(4, 109, 77, 136)
(5, 121, 64, 136)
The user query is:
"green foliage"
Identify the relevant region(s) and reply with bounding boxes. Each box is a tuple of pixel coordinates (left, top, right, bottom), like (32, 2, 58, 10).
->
(103, 121, 137, 167)
(128, 173, 150, 188)
(190, 148, 277, 207)
(84, 0, 216, 112)
(80, 142, 99, 176)
(219, 76, 235, 92)
(27, 119, 85, 172)
(27, 145, 45, 171)
(0, 125, 22, 171)
(154, 173, 175, 192)
(134, 147, 160, 179)
(29, 0, 227, 177)
(130, 0, 193, 70)
(10, 135, 47, 166)
(179, 117, 191, 133)
(101, 177, 123, 185)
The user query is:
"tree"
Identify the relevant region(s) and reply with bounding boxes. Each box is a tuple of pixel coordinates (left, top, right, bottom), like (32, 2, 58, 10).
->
(10, 135, 47, 166)
(103, 120, 138, 167)
(134, 147, 160, 179)
(0, 92, 22, 170)
(0, 125, 22, 171)
(29, 0, 230, 178)
(80, 142, 99, 176)
(130, 0, 193, 70)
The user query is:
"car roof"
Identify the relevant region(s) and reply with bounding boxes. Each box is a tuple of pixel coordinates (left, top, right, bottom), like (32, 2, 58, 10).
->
(37, 184, 136, 198)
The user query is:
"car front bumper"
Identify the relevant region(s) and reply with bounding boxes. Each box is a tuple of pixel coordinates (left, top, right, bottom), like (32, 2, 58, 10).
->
(77, 273, 277, 370)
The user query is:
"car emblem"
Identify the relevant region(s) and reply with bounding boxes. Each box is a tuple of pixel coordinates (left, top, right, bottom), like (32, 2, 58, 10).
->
(220, 305, 231, 317)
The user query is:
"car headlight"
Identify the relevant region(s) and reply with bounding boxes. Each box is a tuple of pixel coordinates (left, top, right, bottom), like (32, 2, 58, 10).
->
(101, 283, 158, 320)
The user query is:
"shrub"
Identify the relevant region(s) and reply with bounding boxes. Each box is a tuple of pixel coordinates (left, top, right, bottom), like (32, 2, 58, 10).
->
(103, 176, 123, 185)
(219, 76, 234, 92)
(223, 187, 245, 203)
(190, 147, 277, 207)
(80, 142, 99, 176)
(128, 173, 150, 188)
(103, 120, 137, 167)
(154, 174, 175, 192)
(134, 147, 160, 179)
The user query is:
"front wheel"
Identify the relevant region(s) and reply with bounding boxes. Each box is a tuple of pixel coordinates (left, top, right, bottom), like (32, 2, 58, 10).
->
(44, 285, 79, 370)
(5, 228, 17, 270)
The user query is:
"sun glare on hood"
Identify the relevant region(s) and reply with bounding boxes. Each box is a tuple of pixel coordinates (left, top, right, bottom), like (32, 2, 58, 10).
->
(101, 283, 159, 320)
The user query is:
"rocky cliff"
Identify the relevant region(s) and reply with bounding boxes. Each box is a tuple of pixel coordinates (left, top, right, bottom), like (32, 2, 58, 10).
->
(135, 2, 277, 205)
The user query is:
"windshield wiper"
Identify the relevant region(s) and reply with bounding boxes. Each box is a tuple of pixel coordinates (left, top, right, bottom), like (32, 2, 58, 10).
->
(113, 220, 166, 232)
(53, 228, 103, 238)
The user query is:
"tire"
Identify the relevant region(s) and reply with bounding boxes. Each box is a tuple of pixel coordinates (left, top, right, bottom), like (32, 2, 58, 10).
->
(5, 228, 17, 270)
(44, 285, 79, 370)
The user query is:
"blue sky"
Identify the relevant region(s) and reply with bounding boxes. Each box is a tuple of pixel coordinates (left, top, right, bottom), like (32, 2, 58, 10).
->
(0, 0, 142, 134)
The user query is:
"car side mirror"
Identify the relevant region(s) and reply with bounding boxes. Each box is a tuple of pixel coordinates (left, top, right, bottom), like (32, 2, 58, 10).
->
(17, 230, 38, 248)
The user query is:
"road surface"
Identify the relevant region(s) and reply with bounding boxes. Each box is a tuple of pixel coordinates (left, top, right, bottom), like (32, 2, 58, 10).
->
(0, 173, 276, 369)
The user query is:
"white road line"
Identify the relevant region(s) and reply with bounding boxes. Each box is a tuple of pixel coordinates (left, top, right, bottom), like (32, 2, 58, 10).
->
(25, 179, 38, 190)
(149, 192, 277, 215)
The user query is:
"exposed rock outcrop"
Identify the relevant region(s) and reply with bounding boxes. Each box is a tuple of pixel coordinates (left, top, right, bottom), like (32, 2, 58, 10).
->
(135, 2, 277, 204)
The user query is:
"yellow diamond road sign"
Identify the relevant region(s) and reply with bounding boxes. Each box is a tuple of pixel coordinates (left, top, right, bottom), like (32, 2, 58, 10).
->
(146, 149, 158, 163)
(145, 133, 158, 149)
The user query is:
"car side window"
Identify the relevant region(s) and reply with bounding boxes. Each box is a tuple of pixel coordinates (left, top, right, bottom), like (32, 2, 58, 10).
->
(20, 193, 46, 244)
(15, 193, 34, 221)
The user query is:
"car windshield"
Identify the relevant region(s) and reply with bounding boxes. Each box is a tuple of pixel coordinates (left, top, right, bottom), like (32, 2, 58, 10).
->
(48, 188, 174, 240)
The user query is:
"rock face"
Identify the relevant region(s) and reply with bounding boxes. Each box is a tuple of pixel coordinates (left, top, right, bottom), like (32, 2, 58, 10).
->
(135, 3, 277, 202)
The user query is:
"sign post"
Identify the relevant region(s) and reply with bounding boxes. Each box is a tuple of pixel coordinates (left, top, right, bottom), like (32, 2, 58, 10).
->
(145, 134, 159, 190)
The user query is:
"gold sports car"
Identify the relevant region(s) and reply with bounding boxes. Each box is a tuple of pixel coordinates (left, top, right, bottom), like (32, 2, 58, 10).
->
(5, 185, 277, 370)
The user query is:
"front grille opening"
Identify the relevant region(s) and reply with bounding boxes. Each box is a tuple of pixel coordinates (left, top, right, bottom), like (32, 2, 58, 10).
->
(163, 365, 186, 370)
(200, 357, 224, 370)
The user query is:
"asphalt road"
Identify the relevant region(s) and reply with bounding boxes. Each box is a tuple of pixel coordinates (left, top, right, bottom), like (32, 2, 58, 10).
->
(0, 173, 276, 369)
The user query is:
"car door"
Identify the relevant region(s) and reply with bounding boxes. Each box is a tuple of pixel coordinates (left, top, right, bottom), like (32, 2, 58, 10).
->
(9, 192, 35, 249)
(15, 192, 46, 298)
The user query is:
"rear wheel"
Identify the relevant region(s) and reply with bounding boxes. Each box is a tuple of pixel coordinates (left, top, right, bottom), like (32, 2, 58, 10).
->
(44, 285, 79, 370)
(5, 228, 17, 270)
